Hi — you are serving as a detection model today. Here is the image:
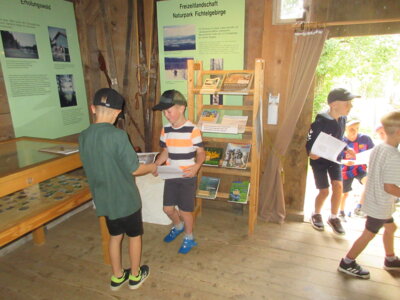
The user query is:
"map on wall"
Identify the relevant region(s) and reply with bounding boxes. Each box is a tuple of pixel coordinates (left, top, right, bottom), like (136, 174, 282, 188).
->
(0, 0, 89, 139)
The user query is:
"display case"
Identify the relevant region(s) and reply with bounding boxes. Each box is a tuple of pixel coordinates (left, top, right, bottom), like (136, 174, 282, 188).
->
(0, 137, 91, 247)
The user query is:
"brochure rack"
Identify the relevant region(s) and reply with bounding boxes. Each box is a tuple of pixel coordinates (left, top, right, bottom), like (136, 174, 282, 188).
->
(187, 59, 264, 234)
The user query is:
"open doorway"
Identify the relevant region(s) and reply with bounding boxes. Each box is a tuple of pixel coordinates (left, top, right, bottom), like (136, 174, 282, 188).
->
(303, 34, 400, 228)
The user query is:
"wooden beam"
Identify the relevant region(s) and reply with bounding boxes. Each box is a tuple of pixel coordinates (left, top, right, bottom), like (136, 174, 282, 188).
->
(294, 17, 400, 28)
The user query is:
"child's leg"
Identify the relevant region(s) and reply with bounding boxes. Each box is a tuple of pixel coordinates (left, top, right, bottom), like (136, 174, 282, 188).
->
(383, 222, 397, 257)
(109, 234, 124, 277)
(314, 188, 329, 214)
(163, 205, 182, 225)
(346, 228, 376, 259)
(128, 235, 142, 276)
(340, 192, 349, 212)
(330, 180, 343, 215)
(179, 210, 193, 234)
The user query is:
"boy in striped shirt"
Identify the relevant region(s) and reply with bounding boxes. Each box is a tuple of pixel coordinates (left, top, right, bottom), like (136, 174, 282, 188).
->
(338, 111, 400, 279)
(153, 90, 205, 254)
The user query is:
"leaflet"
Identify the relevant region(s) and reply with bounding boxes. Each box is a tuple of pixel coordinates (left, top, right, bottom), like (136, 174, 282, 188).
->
(157, 165, 184, 179)
(310, 132, 346, 163)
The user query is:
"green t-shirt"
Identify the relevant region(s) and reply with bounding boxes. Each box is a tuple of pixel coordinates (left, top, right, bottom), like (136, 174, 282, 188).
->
(79, 123, 141, 220)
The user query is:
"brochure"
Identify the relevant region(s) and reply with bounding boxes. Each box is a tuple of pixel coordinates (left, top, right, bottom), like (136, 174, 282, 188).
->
(203, 147, 224, 166)
(228, 180, 250, 204)
(310, 132, 347, 163)
(221, 143, 251, 169)
(220, 115, 248, 133)
(199, 74, 225, 94)
(221, 72, 253, 94)
(196, 176, 220, 199)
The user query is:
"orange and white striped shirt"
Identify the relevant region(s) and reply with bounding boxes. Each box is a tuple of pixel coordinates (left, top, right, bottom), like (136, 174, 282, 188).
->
(160, 120, 204, 170)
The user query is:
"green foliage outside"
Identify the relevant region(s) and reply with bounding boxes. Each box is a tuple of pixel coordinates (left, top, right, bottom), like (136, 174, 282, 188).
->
(314, 35, 400, 119)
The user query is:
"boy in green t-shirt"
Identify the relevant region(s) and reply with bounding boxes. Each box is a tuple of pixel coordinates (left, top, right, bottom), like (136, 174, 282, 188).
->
(79, 88, 156, 291)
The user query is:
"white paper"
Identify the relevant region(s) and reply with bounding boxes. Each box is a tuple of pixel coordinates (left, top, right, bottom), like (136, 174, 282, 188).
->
(267, 93, 279, 125)
(310, 132, 347, 163)
(201, 123, 239, 134)
(220, 115, 248, 133)
(342, 149, 373, 166)
(157, 165, 184, 179)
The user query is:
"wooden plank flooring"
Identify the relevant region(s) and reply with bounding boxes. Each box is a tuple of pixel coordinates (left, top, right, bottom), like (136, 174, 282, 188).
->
(0, 204, 399, 300)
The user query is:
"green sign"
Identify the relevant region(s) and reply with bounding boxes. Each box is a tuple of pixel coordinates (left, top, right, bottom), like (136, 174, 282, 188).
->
(157, 0, 245, 104)
(0, 0, 89, 138)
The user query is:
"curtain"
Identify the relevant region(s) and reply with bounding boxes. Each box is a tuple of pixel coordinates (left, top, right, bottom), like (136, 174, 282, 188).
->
(259, 28, 329, 223)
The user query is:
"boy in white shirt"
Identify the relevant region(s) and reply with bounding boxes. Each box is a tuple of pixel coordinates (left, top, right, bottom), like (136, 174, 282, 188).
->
(338, 111, 400, 279)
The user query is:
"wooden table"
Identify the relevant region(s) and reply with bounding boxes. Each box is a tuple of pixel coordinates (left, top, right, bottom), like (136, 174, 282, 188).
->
(0, 137, 91, 247)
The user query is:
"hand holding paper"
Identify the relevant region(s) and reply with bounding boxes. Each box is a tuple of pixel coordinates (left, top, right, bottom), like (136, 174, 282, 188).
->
(156, 165, 184, 179)
(341, 149, 373, 166)
(310, 132, 347, 164)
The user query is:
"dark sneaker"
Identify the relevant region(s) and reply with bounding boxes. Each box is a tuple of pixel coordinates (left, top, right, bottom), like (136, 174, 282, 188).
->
(163, 226, 184, 243)
(384, 256, 400, 270)
(311, 214, 324, 231)
(110, 268, 130, 291)
(129, 265, 150, 290)
(338, 259, 370, 279)
(327, 217, 345, 235)
(178, 237, 198, 254)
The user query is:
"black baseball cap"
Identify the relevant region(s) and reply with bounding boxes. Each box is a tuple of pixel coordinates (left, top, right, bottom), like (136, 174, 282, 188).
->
(152, 89, 187, 111)
(327, 88, 360, 104)
(93, 88, 124, 109)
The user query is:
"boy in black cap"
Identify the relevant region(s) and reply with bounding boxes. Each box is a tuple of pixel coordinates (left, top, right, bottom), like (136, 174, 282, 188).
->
(153, 89, 205, 254)
(306, 88, 358, 235)
(79, 88, 156, 291)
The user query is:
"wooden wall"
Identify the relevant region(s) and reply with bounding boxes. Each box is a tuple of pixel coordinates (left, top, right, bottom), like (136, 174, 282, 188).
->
(1, 0, 399, 213)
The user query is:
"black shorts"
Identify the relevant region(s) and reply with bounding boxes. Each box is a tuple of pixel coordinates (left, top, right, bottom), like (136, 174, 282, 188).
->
(343, 171, 367, 193)
(311, 162, 342, 189)
(105, 209, 143, 237)
(163, 177, 197, 212)
(365, 216, 394, 234)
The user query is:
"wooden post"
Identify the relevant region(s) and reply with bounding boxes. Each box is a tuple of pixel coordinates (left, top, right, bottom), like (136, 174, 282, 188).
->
(32, 226, 46, 245)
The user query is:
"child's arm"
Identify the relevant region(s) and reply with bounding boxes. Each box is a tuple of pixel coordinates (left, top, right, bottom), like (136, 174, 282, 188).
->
(384, 183, 400, 198)
(183, 147, 206, 178)
(306, 122, 321, 160)
(132, 163, 157, 176)
(154, 148, 168, 166)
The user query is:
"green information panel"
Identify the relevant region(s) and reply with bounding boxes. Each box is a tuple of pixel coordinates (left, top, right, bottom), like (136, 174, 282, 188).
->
(157, 0, 245, 105)
(0, 0, 89, 138)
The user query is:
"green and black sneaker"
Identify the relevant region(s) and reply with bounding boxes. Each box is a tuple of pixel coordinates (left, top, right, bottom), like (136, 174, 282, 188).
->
(129, 265, 150, 290)
(110, 268, 130, 291)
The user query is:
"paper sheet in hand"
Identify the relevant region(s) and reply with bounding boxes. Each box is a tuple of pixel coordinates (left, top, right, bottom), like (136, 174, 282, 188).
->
(342, 149, 373, 166)
(311, 132, 346, 163)
(157, 165, 184, 179)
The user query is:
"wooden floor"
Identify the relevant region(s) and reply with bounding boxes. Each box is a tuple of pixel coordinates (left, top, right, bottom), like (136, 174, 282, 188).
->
(0, 203, 399, 300)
